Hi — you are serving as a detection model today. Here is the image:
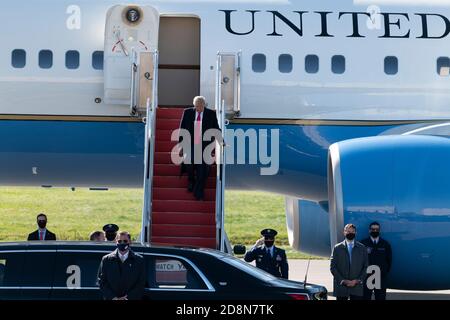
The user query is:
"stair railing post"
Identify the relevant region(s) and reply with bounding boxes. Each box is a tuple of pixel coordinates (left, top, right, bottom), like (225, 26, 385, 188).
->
(215, 53, 223, 250)
(219, 99, 226, 252)
(140, 50, 159, 245)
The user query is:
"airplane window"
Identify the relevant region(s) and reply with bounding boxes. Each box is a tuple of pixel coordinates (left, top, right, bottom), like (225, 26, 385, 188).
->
(66, 50, 80, 69)
(92, 51, 104, 70)
(305, 55, 319, 74)
(279, 54, 293, 73)
(252, 54, 266, 73)
(332, 55, 345, 74)
(384, 56, 398, 75)
(437, 57, 450, 76)
(39, 50, 53, 69)
(11, 49, 26, 68)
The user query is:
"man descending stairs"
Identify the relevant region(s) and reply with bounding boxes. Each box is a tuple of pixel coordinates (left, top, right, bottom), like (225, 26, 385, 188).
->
(150, 100, 219, 248)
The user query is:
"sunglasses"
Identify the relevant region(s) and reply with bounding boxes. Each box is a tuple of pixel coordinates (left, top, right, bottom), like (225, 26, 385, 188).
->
(117, 240, 129, 244)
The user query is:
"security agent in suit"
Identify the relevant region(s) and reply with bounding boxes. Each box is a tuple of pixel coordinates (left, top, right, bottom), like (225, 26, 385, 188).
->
(361, 222, 392, 300)
(27, 213, 57, 241)
(330, 224, 369, 300)
(97, 231, 146, 300)
(244, 229, 289, 279)
(178, 96, 221, 201)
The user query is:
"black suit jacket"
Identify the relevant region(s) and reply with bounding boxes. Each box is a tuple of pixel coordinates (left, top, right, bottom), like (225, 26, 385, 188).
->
(27, 229, 57, 241)
(178, 107, 221, 174)
(179, 107, 221, 152)
(244, 245, 289, 279)
(97, 249, 146, 300)
(360, 237, 392, 276)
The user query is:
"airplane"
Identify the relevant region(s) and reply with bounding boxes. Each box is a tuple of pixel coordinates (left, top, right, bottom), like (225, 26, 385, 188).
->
(0, 0, 449, 291)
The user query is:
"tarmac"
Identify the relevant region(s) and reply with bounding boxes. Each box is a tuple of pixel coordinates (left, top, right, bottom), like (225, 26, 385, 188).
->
(288, 259, 450, 300)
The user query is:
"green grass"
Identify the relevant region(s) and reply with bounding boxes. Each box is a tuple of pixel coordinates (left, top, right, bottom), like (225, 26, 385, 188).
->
(0, 187, 318, 259)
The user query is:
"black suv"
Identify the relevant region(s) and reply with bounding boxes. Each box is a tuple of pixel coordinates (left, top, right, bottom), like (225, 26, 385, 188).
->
(0, 241, 327, 300)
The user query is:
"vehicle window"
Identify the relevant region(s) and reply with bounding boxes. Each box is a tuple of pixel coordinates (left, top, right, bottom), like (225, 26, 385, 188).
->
(0, 253, 24, 286)
(54, 252, 104, 288)
(252, 54, 266, 73)
(305, 55, 319, 74)
(384, 56, 398, 75)
(39, 50, 53, 69)
(92, 51, 104, 70)
(437, 57, 450, 76)
(223, 257, 278, 283)
(66, 50, 80, 69)
(147, 256, 207, 290)
(21, 252, 56, 287)
(12, 49, 26, 68)
(332, 55, 345, 74)
(279, 54, 293, 73)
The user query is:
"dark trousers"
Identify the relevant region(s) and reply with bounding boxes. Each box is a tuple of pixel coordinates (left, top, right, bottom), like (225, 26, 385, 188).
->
(364, 287, 387, 300)
(186, 163, 210, 199)
(336, 295, 363, 301)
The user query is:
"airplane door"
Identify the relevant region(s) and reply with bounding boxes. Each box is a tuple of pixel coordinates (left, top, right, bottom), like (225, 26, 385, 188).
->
(104, 5, 159, 107)
(216, 52, 241, 119)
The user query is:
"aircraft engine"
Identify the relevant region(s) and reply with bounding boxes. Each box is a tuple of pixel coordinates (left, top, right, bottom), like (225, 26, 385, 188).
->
(328, 134, 450, 289)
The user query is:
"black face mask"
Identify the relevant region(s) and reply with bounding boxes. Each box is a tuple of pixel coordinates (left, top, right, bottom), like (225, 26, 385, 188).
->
(106, 232, 116, 241)
(370, 231, 380, 238)
(117, 243, 129, 252)
(38, 221, 47, 229)
(345, 233, 356, 240)
(264, 240, 274, 248)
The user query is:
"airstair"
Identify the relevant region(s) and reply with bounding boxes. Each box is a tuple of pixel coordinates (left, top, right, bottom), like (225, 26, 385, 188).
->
(103, 4, 240, 251)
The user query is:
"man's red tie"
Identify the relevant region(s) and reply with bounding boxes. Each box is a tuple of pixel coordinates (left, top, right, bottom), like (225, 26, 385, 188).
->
(194, 112, 202, 145)
(39, 231, 43, 240)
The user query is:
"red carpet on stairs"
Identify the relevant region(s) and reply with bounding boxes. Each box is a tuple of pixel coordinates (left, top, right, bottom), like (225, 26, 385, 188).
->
(151, 107, 217, 249)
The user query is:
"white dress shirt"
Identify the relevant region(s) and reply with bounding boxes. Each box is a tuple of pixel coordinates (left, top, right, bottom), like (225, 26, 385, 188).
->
(38, 228, 47, 240)
(370, 236, 379, 245)
(118, 251, 129, 263)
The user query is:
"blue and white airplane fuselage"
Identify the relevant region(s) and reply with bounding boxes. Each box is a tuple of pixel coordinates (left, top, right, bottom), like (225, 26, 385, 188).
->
(0, 0, 449, 290)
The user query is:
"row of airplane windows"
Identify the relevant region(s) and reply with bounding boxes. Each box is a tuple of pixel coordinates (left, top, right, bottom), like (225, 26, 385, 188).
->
(252, 53, 450, 77)
(11, 49, 104, 70)
(10, 49, 450, 77)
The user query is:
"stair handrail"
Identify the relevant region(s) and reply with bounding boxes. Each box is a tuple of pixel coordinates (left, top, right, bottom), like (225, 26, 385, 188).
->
(130, 49, 138, 117)
(215, 53, 227, 251)
(140, 50, 159, 245)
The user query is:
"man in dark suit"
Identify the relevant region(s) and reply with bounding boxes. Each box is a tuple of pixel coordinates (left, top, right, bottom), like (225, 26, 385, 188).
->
(97, 231, 146, 300)
(330, 223, 369, 300)
(178, 96, 221, 200)
(361, 222, 392, 300)
(27, 213, 57, 241)
(244, 229, 289, 279)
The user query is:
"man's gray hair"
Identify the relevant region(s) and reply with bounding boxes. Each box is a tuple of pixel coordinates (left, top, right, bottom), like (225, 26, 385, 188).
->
(193, 96, 206, 106)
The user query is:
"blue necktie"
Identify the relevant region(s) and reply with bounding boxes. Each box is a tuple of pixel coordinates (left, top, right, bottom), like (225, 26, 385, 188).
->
(348, 243, 353, 264)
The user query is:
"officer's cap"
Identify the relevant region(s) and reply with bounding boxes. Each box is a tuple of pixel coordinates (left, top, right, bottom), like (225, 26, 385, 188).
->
(261, 228, 277, 238)
(103, 224, 119, 233)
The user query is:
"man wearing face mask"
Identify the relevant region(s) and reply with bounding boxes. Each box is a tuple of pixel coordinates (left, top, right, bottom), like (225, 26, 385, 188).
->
(244, 229, 289, 279)
(97, 231, 146, 300)
(361, 222, 392, 300)
(330, 224, 369, 300)
(27, 213, 57, 241)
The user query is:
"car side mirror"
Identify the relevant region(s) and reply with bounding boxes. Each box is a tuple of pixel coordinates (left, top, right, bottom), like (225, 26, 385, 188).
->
(233, 244, 246, 255)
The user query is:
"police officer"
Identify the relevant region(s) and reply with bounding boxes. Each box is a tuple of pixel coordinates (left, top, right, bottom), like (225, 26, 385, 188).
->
(103, 224, 119, 242)
(361, 222, 392, 300)
(244, 229, 289, 279)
